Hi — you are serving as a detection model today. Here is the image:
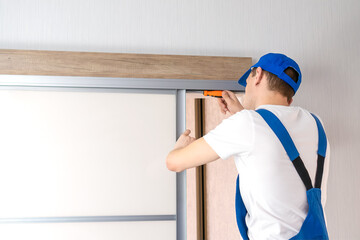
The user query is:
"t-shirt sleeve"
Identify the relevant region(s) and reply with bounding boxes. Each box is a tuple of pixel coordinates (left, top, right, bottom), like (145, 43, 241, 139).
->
(202, 110, 254, 160)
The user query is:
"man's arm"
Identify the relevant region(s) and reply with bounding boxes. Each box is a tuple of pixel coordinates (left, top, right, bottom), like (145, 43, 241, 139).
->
(166, 137, 220, 172)
(166, 90, 243, 172)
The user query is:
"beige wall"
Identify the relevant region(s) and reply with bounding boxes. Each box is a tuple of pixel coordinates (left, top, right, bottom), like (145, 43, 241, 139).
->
(1, 0, 359, 238)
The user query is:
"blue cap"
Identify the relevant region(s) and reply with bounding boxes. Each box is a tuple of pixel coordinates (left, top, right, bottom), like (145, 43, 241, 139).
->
(238, 53, 302, 94)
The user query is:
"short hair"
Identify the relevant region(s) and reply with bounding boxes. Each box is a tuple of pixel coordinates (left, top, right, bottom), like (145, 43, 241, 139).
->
(251, 67, 299, 102)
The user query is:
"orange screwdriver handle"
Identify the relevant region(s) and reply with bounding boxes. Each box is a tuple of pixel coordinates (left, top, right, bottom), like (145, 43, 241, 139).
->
(203, 90, 223, 98)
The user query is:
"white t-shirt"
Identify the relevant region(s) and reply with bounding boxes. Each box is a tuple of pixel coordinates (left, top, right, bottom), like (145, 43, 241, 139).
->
(203, 104, 330, 240)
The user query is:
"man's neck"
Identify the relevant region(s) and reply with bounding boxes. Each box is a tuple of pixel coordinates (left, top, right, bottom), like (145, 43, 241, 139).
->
(254, 93, 290, 109)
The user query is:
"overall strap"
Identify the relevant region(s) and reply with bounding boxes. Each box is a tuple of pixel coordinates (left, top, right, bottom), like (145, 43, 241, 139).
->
(311, 113, 327, 189)
(235, 175, 249, 240)
(256, 109, 313, 190)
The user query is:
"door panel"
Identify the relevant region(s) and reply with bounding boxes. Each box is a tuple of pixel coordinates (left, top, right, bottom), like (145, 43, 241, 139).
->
(186, 92, 244, 240)
(0, 88, 177, 239)
(0, 221, 176, 240)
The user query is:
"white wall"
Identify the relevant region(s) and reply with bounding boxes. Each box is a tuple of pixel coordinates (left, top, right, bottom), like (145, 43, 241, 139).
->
(1, 0, 359, 238)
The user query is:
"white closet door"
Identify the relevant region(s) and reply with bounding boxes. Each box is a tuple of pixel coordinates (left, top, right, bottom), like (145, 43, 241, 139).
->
(0, 88, 177, 239)
(0, 221, 176, 240)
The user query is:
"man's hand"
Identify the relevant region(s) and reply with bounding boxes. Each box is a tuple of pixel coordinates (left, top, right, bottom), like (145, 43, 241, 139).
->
(173, 129, 196, 151)
(216, 90, 244, 115)
(166, 135, 220, 172)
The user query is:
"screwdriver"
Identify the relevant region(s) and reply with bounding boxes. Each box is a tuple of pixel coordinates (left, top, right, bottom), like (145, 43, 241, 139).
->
(203, 90, 223, 98)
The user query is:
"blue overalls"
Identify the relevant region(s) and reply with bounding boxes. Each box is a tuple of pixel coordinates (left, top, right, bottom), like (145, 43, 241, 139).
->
(235, 108, 329, 240)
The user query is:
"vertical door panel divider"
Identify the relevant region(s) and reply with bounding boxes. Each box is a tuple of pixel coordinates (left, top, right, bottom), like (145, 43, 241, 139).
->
(176, 89, 187, 240)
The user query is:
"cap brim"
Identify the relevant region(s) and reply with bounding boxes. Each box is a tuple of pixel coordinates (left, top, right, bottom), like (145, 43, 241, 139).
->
(238, 68, 251, 87)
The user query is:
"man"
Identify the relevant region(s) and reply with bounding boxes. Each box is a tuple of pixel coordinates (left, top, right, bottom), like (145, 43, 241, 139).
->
(166, 53, 330, 239)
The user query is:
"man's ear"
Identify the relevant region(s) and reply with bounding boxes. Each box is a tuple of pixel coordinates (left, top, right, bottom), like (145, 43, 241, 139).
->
(254, 67, 264, 86)
(288, 98, 293, 105)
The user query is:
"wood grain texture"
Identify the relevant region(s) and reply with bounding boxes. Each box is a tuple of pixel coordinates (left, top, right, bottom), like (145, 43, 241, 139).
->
(195, 99, 206, 240)
(0, 49, 251, 80)
(186, 93, 244, 240)
(203, 94, 244, 240)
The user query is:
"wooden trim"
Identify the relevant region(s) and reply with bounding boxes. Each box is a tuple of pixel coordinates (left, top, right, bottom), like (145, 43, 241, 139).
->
(201, 100, 207, 240)
(0, 49, 251, 80)
(195, 99, 207, 240)
(195, 99, 203, 240)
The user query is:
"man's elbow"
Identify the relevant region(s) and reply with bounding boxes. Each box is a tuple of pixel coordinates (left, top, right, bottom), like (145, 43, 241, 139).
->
(166, 152, 183, 172)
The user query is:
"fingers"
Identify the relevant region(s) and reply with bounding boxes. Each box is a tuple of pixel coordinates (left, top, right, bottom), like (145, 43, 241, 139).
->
(183, 129, 191, 135)
(216, 98, 228, 114)
(223, 90, 237, 101)
(222, 91, 234, 104)
(173, 129, 196, 150)
(222, 91, 234, 112)
(183, 130, 196, 143)
(228, 91, 237, 100)
(221, 90, 243, 115)
(222, 90, 230, 101)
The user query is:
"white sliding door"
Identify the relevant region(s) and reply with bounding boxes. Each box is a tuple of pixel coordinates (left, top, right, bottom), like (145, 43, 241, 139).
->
(0, 88, 177, 240)
(0, 221, 176, 240)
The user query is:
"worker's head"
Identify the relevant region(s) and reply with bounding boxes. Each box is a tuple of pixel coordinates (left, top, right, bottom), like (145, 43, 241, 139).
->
(238, 53, 301, 110)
